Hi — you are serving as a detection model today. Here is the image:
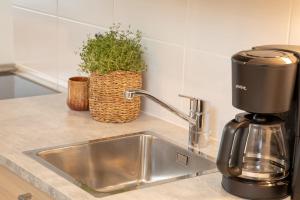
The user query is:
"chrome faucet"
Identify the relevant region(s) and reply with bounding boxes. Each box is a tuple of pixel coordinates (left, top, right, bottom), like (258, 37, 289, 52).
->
(124, 89, 208, 152)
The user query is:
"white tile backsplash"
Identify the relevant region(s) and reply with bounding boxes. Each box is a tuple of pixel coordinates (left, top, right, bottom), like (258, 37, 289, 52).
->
(142, 39, 186, 126)
(183, 49, 240, 138)
(13, 7, 58, 79)
(115, 0, 187, 45)
(58, 0, 114, 27)
(0, 0, 14, 64)
(57, 19, 105, 84)
(13, 0, 57, 15)
(187, 0, 292, 57)
(11, 0, 300, 139)
(289, 0, 300, 44)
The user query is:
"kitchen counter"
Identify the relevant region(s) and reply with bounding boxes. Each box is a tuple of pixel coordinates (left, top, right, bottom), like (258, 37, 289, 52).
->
(0, 93, 282, 200)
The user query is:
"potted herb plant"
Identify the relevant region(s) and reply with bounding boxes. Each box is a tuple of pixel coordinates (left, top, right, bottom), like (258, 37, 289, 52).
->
(80, 24, 146, 123)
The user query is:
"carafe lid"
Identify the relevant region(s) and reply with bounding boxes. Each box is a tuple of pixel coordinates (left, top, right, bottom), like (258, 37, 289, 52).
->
(242, 113, 284, 125)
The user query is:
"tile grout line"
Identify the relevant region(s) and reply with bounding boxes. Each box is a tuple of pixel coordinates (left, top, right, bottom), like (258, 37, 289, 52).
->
(12, 5, 57, 18)
(113, 0, 116, 23)
(142, 37, 183, 48)
(181, 0, 189, 100)
(12, 5, 108, 31)
(287, 0, 295, 44)
(55, 0, 59, 89)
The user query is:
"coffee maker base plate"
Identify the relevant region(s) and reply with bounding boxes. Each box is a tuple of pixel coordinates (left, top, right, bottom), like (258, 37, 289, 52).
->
(222, 176, 289, 200)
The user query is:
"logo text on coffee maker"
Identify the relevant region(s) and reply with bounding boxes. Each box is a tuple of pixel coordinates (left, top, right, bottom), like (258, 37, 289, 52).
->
(236, 84, 247, 91)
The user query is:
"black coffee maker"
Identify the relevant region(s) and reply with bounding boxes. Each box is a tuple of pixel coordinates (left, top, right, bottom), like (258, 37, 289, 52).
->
(217, 45, 300, 199)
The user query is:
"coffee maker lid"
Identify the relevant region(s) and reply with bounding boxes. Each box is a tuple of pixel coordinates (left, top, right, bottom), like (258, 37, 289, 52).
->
(233, 49, 298, 66)
(246, 50, 286, 58)
(254, 44, 300, 57)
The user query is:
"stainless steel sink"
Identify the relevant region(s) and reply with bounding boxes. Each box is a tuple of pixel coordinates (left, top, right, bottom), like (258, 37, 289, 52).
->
(25, 131, 216, 197)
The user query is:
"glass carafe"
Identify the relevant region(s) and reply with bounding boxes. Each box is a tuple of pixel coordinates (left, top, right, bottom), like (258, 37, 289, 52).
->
(241, 115, 289, 181)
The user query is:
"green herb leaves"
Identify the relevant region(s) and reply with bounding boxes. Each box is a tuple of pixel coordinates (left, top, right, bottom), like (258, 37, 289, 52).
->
(79, 24, 147, 75)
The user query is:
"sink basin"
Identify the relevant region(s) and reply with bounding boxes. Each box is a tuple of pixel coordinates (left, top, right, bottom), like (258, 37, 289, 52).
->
(25, 131, 216, 197)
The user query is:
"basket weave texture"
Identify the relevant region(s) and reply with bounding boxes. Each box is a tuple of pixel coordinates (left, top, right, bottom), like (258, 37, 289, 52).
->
(89, 70, 142, 123)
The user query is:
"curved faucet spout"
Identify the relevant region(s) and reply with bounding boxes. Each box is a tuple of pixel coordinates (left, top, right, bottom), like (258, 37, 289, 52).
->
(124, 89, 208, 151)
(125, 89, 196, 125)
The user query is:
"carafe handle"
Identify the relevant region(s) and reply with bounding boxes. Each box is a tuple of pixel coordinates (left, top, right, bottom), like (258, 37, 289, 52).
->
(217, 119, 249, 177)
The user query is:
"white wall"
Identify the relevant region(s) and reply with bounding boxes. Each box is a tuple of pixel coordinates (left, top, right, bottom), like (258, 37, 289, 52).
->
(12, 0, 300, 139)
(0, 0, 14, 64)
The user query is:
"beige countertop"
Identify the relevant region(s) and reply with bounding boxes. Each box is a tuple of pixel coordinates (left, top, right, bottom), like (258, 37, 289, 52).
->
(0, 93, 279, 200)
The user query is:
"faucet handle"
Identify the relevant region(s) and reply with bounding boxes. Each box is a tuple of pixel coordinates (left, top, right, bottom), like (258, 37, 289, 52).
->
(179, 94, 205, 113)
(179, 94, 202, 101)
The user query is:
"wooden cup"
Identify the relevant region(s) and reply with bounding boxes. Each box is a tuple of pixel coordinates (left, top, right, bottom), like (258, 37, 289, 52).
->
(67, 76, 89, 111)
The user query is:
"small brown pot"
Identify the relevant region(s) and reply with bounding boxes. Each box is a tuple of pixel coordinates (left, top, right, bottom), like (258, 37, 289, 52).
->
(67, 76, 89, 111)
(89, 70, 142, 123)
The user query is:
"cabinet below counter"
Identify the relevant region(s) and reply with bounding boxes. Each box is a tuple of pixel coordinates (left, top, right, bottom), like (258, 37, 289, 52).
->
(0, 166, 52, 200)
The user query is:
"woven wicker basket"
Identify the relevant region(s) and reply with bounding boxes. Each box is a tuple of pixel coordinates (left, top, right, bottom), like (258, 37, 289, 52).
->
(89, 70, 142, 123)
